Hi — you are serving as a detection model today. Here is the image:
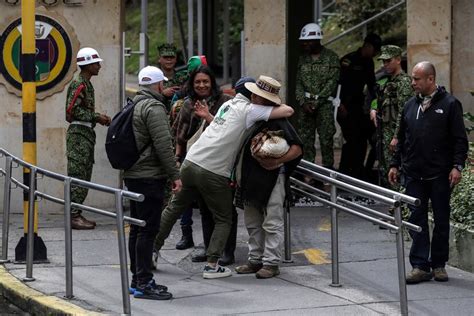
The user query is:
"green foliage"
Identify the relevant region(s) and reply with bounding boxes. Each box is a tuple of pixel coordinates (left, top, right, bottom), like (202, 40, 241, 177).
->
(323, 6, 406, 65)
(333, 0, 406, 36)
(464, 112, 474, 134)
(450, 140, 474, 231)
(125, 0, 244, 74)
(125, 0, 189, 74)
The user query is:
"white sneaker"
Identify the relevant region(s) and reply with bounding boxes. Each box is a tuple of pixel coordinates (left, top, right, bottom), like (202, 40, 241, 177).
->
(203, 264, 232, 279)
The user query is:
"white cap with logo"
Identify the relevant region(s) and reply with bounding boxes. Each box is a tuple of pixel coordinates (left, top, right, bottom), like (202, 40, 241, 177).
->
(138, 66, 168, 85)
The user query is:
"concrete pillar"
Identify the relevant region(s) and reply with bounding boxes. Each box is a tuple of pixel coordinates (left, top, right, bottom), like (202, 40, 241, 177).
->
(244, 0, 287, 100)
(407, 0, 451, 89)
(452, 0, 474, 114)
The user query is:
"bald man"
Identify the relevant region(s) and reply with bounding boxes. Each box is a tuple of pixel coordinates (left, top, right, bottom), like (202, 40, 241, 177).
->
(389, 61, 468, 284)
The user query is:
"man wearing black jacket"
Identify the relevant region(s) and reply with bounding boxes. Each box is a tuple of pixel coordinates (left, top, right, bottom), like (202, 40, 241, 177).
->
(337, 33, 381, 179)
(235, 82, 303, 279)
(389, 61, 468, 284)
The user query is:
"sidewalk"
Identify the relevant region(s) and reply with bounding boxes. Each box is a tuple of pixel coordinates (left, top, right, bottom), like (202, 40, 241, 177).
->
(1, 205, 473, 315)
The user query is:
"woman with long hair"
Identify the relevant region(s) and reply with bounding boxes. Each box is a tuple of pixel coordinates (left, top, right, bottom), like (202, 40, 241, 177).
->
(166, 65, 236, 264)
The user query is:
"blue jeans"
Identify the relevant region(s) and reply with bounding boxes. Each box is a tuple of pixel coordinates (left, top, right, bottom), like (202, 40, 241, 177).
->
(125, 178, 166, 287)
(404, 174, 451, 271)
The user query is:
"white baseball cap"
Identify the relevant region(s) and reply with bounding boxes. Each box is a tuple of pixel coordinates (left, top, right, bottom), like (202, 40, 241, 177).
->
(138, 66, 168, 85)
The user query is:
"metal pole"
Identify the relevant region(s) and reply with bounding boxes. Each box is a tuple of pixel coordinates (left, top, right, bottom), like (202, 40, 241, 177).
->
(394, 198, 408, 316)
(0, 156, 13, 263)
(115, 191, 131, 315)
(174, 0, 188, 61)
(283, 197, 293, 263)
(329, 172, 340, 287)
(187, 0, 194, 59)
(139, 0, 149, 69)
(64, 178, 73, 298)
(23, 167, 36, 282)
(197, 0, 203, 54)
(240, 30, 245, 76)
(314, 0, 322, 24)
(222, 0, 229, 83)
(139, 33, 149, 70)
(167, 0, 174, 43)
(121, 31, 126, 109)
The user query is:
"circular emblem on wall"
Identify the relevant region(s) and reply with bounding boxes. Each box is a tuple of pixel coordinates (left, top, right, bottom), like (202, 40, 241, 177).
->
(0, 8, 79, 99)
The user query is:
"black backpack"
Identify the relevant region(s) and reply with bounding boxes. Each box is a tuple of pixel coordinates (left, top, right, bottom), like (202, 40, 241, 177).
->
(105, 97, 150, 170)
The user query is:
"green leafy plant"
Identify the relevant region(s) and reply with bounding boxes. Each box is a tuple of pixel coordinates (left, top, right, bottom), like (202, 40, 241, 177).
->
(450, 112, 473, 233)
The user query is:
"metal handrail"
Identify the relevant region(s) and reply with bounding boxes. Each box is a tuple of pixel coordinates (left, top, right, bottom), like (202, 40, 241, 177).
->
(0, 148, 144, 315)
(285, 159, 420, 316)
(323, 0, 406, 46)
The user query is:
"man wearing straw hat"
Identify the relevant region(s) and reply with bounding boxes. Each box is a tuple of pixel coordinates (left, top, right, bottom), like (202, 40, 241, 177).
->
(235, 79, 303, 279)
(154, 75, 294, 279)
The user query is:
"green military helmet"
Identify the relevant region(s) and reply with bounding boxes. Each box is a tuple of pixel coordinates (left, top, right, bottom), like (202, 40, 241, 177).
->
(378, 45, 402, 60)
(157, 43, 177, 57)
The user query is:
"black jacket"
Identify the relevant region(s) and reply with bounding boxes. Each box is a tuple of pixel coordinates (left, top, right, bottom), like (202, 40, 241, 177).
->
(391, 86, 468, 179)
(339, 48, 376, 111)
(239, 118, 303, 208)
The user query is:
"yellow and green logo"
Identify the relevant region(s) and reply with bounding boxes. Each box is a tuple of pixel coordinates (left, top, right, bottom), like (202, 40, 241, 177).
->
(0, 12, 79, 99)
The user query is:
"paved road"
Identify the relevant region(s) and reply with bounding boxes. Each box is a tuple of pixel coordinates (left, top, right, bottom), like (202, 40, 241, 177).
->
(1, 203, 473, 315)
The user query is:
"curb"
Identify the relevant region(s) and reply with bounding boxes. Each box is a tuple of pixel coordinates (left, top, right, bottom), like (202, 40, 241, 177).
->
(0, 266, 104, 315)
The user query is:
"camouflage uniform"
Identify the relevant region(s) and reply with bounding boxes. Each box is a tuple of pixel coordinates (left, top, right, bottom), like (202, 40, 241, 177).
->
(157, 43, 188, 110)
(295, 47, 340, 167)
(159, 70, 186, 111)
(372, 46, 414, 187)
(65, 74, 100, 215)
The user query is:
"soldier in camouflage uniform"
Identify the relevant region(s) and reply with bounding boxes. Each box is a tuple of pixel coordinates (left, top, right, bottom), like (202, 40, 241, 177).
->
(65, 47, 111, 230)
(157, 43, 188, 110)
(295, 23, 340, 168)
(369, 45, 413, 187)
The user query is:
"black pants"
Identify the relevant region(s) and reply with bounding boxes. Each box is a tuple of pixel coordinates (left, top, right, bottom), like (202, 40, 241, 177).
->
(338, 109, 371, 179)
(405, 175, 451, 271)
(125, 178, 166, 287)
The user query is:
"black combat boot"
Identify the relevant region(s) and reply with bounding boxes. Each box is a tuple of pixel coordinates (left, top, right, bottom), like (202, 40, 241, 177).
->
(175, 225, 194, 250)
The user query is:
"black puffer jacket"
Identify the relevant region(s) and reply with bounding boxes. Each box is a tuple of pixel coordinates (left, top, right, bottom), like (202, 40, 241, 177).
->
(391, 86, 468, 179)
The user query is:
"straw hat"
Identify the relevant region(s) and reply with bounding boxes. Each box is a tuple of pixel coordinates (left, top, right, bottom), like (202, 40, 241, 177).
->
(245, 75, 282, 104)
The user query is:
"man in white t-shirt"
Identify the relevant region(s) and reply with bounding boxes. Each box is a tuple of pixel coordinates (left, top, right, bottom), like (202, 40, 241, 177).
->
(154, 76, 294, 279)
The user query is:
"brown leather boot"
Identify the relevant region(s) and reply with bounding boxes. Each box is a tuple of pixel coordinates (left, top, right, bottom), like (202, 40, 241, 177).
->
(71, 215, 95, 230)
(82, 215, 97, 227)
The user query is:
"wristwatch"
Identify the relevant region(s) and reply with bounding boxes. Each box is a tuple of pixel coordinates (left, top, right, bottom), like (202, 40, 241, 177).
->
(453, 164, 463, 172)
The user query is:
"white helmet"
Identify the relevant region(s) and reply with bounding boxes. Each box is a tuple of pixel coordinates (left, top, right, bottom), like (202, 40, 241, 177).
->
(299, 23, 323, 40)
(76, 47, 103, 66)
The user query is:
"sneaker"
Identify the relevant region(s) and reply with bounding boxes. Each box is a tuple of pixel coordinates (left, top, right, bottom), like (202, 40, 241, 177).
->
(406, 268, 433, 284)
(133, 280, 172, 300)
(235, 262, 263, 274)
(129, 280, 137, 295)
(256, 265, 280, 279)
(129, 279, 168, 295)
(433, 267, 449, 282)
(203, 264, 232, 279)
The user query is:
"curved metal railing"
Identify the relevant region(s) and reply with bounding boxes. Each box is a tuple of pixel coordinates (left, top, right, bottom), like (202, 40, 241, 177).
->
(284, 159, 420, 316)
(0, 148, 144, 315)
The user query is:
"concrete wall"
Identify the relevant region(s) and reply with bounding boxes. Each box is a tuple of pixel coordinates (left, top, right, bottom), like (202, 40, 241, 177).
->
(407, 0, 473, 135)
(0, 2, 122, 214)
(407, 0, 452, 89)
(452, 0, 474, 115)
(244, 0, 287, 101)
